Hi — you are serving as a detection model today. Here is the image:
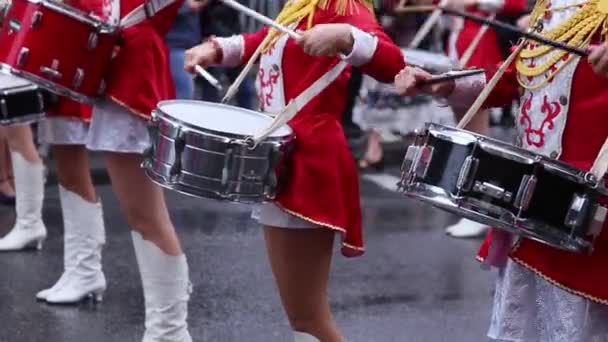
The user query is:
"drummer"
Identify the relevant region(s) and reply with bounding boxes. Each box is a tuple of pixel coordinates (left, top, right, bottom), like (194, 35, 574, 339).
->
(31, 0, 193, 340)
(394, 1, 608, 339)
(443, 0, 527, 238)
(184, 0, 405, 340)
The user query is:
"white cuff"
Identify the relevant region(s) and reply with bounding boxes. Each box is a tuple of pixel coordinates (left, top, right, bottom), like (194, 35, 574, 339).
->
(447, 73, 486, 110)
(213, 35, 244, 67)
(342, 26, 378, 67)
(477, 0, 504, 12)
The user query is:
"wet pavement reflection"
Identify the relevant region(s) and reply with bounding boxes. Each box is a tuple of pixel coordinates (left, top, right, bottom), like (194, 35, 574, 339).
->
(0, 165, 498, 342)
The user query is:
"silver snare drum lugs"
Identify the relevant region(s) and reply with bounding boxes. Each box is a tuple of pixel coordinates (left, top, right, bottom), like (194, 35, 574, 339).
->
(142, 100, 294, 203)
(398, 123, 608, 254)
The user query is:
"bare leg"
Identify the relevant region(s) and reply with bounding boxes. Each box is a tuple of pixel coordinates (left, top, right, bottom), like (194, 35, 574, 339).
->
(52, 145, 97, 202)
(0, 127, 15, 197)
(5, 124, 42, 163)
(103, 151, 181, 254)
(264, 226, 342, 342)
(454, 109, 490, 135)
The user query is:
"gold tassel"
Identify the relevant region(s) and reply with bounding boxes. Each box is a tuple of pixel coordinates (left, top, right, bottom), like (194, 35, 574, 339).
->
(260, 0, 374, 53)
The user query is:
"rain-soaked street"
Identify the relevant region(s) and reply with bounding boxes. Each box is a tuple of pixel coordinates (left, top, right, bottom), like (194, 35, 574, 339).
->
(0, 149, 504, 342)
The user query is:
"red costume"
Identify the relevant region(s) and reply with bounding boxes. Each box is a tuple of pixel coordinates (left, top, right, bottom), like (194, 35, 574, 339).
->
(448, 0, 526, 68)
(48, 0, 181, 120)
(474, 33, 608, 303)
(215, 0, 405, 256)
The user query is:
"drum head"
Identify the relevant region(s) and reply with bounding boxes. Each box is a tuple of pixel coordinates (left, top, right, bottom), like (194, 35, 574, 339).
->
(157, 100, 292, 138)
(0, 72, 35, 89)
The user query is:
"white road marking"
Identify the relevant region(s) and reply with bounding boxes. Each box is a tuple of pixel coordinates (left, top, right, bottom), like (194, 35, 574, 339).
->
(362, 173, 402, 192)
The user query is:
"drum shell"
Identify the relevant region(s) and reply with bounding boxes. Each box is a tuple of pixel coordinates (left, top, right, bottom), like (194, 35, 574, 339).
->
(0, 0, 118, 102)
(401, 123, 606, 252)
(0, 74, 48, 124)
(143, 108, 294, 203)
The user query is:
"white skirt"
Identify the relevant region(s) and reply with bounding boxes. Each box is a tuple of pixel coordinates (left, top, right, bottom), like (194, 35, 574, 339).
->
(488, 260, 608, 342)
(38, 100, 149, 154)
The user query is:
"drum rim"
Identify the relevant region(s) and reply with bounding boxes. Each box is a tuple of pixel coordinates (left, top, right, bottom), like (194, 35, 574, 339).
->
(155, 99, 294, 141)
(16, 0, 119, 32)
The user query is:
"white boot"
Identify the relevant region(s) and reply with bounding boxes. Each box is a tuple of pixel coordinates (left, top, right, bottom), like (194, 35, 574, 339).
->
(445, 218, 489, 238)
(132, 231, 192, 342)
(42, 186, 106, 304)
(294, 331, 321, 342)
(0, 152, 46, 251)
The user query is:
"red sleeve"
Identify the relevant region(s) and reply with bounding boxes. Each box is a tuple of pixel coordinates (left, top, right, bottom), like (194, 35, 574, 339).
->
(334, 4, 406, 83)
(483, 60, 520, 108)
(240, 27, 270, 63)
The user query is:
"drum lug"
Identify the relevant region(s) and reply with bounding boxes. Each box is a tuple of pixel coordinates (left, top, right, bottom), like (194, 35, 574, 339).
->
(456, 156, 478, 192)
(0, 98, 7, 119)
(72, 68, 84, 89)
(86, 33, 99, 51)
(588, 205, 607, 237)
(221, 145, 235, 190)
(17, 48, 29, 67)
(263, 143, 281, 199)
(40, 59, 62, 80)
(514, 175, 537, 211)
(142, 113, 160, 166)
(169, 129, 186, 183)
(565, 194, 593, 236)
(401, 145, 433, 184)
(31, 10, 43, 28)
(97, 80, 107, 96)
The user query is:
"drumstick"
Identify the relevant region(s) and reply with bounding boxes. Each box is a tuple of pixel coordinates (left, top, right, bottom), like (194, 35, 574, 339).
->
(408, 0, 449, 49)
(217, 0, 302, 40)
(195, 65, 223, 91)
(398, 6, 589, 56)
(456, 39, 527, 129)
(417, 68, 485, 87)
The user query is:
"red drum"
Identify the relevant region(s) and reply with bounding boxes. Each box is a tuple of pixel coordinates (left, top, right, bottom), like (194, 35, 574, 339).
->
(0, 0, 119, 103)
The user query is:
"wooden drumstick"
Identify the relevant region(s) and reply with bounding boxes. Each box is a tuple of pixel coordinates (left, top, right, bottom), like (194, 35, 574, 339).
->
(456, 39, 526, 129)
(408, 0, 449, 49)
(195, 65, 223, 91)
(591, 138, 608, 181)
(218, 0, 302, 40)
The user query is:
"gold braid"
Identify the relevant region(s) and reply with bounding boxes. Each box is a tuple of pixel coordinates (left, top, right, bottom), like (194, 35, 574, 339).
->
(516, 0, 608, 89)
(260, 0, 374, 53)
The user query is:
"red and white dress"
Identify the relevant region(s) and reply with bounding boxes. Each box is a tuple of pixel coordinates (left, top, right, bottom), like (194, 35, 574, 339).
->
(448, 0, 608, 339)
(213, 0, 405, 256)
(41, 0, 181, 153)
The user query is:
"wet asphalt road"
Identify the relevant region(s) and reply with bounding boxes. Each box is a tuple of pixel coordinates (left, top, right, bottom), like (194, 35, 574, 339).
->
(0, 163, 499, 342)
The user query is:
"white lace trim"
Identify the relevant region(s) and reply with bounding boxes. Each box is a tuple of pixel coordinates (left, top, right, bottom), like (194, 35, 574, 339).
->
(214, 35, 245, 67)
(447, 73, 487, 110)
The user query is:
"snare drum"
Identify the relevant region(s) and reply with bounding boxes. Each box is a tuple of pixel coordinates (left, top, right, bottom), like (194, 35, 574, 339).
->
(0, 73, 48, 125)
(401, 48, 454, 73)
(0, 0, 119, 103)
(399, 123, 608, 253)
(142, 100, 294, 203)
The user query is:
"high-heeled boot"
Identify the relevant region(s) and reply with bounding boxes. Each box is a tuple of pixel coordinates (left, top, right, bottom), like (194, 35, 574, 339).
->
(40, 185, 106, 303)
(0, 152, 46, 251)
(132, 231, 192, 342)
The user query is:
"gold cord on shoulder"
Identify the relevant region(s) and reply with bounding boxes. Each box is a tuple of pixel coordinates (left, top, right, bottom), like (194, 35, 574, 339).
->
(516, 0, 608, 89)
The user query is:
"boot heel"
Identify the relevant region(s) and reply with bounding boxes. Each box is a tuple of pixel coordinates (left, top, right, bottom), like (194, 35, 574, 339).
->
(35, 238, 44, 250)
(91, 290, 104, 302)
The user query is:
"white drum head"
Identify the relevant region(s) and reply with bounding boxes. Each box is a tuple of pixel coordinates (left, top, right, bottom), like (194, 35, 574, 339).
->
(0, 72, 34, 89)
(158, 100, 292, 137)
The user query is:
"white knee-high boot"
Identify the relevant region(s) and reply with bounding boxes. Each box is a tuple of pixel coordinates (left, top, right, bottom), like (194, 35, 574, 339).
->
(294, 331, 321, 342)
(38, 185, 106, 303)
(0, 152, 46, 251)
(131, 231, 192, 342)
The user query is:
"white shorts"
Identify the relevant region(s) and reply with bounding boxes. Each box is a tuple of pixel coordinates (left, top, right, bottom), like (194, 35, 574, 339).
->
(252, 202, 318, 229)
(38, 100, 149, 154)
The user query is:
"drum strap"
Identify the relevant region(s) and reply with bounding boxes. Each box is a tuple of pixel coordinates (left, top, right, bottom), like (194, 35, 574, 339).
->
(249, 60, 349, 146)
(119, 0, 176, 28)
